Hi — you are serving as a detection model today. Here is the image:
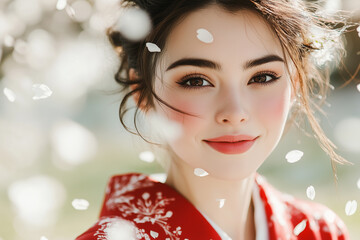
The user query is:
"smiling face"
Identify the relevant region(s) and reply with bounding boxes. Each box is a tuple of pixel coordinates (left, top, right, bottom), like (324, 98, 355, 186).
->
(151, 5, 295, 180)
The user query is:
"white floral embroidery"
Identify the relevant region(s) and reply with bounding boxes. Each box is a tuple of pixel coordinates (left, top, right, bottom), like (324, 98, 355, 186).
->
(105, 175, 183, 240)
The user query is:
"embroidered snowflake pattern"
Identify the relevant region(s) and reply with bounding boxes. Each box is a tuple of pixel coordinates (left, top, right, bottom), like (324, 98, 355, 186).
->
(105, 175, 182, 240)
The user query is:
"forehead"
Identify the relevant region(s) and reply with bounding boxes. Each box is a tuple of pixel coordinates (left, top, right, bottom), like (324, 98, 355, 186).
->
(159, 5, 284, 69)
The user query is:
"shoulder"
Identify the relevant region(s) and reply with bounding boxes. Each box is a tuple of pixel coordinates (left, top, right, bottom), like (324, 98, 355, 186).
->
(255, 174, 349, 240)
(75, 172, 220, 240)
(75, 173, 160, 240)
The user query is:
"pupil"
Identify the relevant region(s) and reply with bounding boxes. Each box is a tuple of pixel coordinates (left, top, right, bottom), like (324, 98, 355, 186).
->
(256, 76, 266, 82)
(190, 78, 203, 86)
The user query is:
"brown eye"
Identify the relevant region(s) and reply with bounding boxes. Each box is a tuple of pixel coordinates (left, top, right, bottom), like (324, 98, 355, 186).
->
(178, 76, 213, 89)
(253, 75, 268, 83)
(186, 78, 207, 86)
(248, 72, 280, 85)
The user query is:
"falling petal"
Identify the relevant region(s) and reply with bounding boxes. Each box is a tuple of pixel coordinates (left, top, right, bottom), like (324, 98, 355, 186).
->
(40, 236, 48, 240)
(4, 35, 15, 47)
(65, 5, 76, 19)
(8, 175, 66, 227)
(294, 220, 307, 236)
(357, 26, 360, 33)
(196, 28, 214, 43)
(306, 185, 316, 200)
(72, 199, 89, 210)
(3, 88, 16, 102)
(56, 0, 67, 10)
(71, 0, 93, 23)
(150, 231, 159, 238)
(105, 219, 137, 240)
(32, 84, 53, 100)
(194, 168, 209, 177)
(357, 83, 360, 93)
(357, 178, 360, 190)
(149, 173, 167, 183)
(139, 151, 155, 163)
(115, 7, 151, 41)
(51, 119, 98, 167)
(345, 200, 357, 216)
(147, 113, 182, 142)
(216, 198, 225, 208)
(285, 150, 304, 163)
(146, 42, 161, 52)
(334, 118, 360, 153)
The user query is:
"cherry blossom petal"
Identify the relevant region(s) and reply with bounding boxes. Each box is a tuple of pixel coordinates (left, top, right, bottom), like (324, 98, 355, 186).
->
(115, 7, 151, 41)
(146, 42, 161, 52)
(356, 83, 360, 93)
(285, 150, 304, 163)
(40, 237, 48, 240)
(56, 0, 67, 10)
(72, 198, 89, 210)
(357, 178, 360, 190)
(196, 28, 213, 43)
(216, 198, 225, 208)
(194, 168, 209, 177)
(3, 88, 16, 102)
(306, 185, 316, 200)
(32, 84, 52, 100)
(345, 200, 357, 216)
(139, 151, 155, 163)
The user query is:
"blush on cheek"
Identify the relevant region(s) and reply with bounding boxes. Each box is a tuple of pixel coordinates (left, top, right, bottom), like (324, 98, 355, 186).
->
(258, 94, 288, 124)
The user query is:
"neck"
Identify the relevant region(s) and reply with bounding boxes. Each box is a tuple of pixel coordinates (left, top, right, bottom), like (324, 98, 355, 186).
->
(165, 157, 256, 240)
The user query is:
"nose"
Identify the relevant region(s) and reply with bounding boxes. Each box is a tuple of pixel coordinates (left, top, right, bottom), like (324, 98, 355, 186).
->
(215, 91, 249, 125)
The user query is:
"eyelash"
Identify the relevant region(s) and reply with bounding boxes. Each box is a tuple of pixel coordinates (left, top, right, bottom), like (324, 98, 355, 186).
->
(176, 71, 281, 89)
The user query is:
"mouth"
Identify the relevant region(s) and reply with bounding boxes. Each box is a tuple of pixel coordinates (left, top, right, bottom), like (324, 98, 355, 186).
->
(203, 135, 259, 154)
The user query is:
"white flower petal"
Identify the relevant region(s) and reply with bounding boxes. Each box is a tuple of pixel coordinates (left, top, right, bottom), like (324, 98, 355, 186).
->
(72, 198, 89, 210)
(115, 7, 151, 41)
(32, 84, 52, 100)
(356, 83, 360, 93)
(56, 0, 67, 10)
(139, 151, 155, 163)
(216, 198, 225, 208)
(194, 168, 209, 177)
(196, 28, 214, 43)
(345, 200, 357, 216)
(306, 185, 316, 200)
(285, 150, 304, 163)
(3, 88, 16, 102)
(146, 42, 161, 52)
(294, 219, 307, 236)
(40, 237, 48, 240)
(357, 178, 360, 190)
(65, 5, 76, 19)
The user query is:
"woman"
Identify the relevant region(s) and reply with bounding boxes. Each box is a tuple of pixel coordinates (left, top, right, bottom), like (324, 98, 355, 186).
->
(76, 0, 351, 239)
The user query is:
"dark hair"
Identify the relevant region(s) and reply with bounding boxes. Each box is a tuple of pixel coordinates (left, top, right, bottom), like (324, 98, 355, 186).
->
(107, 0, 352, 176)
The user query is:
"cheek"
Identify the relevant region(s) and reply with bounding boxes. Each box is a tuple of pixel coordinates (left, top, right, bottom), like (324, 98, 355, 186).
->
(255, 86, 291, 126)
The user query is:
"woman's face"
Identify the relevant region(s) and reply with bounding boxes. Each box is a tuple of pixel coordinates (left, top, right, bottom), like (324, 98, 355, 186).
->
(152, 5, 295, 180)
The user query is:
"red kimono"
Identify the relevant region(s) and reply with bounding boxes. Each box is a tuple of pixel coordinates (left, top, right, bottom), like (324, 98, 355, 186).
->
(75, 173, 349, 240)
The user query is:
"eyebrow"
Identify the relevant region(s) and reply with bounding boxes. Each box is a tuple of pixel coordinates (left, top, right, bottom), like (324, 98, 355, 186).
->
(165, 54, 284, 72)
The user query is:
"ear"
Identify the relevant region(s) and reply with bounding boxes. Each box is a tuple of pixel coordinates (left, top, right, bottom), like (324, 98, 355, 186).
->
(129, 68, 147, 111)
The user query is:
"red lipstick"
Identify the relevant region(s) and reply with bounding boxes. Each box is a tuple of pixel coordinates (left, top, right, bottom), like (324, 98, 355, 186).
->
(204, 135, 258, 154)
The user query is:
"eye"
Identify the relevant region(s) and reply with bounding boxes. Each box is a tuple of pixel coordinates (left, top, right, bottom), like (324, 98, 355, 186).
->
(248, 72, 280, 85)
(177, 75, 213, 89)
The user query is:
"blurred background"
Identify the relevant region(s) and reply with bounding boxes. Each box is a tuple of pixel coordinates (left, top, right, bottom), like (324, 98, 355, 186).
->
(0, 0, 359, 239)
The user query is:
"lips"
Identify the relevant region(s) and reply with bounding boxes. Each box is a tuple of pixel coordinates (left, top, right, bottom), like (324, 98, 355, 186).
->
(203, 135, 258, 154)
